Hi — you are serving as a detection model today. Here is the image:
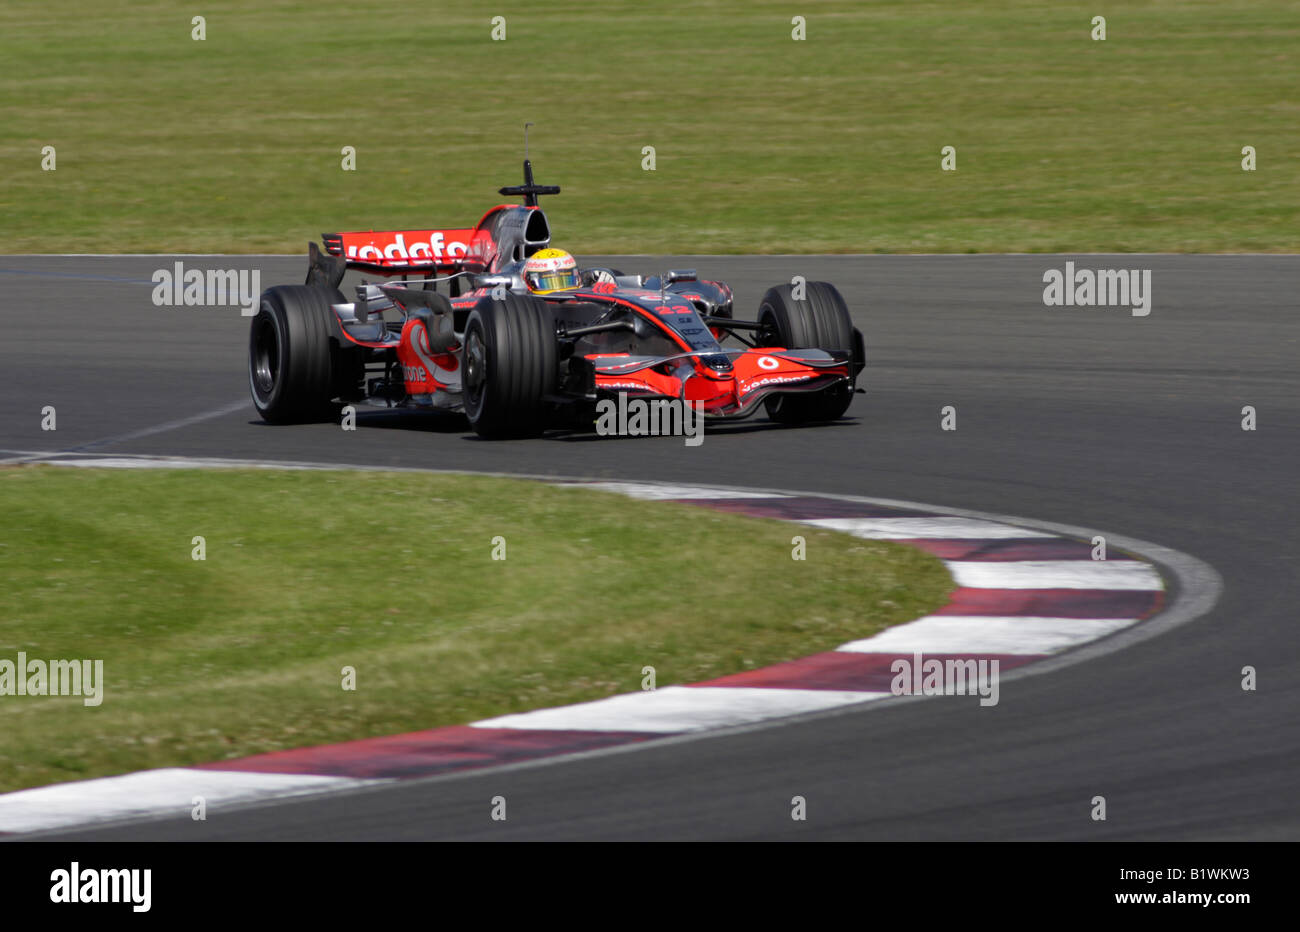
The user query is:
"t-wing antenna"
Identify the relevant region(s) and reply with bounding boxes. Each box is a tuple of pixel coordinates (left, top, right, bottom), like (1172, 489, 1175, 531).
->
(498, 123, 561, 207)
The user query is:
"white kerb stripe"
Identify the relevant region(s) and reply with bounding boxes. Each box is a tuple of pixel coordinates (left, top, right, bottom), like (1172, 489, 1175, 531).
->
(946, 560, 1164, 590)
(562, 482, 788, 500)
(0, 768, 379, 834)
(837, 616, 1138, 655)
(800, 517, 1051, 539)
(471, 685, 884, 733)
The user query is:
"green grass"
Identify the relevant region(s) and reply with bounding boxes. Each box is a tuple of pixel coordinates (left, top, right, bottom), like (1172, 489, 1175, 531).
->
(0, 467, 951, 791)
(0, 1, 1295, 254)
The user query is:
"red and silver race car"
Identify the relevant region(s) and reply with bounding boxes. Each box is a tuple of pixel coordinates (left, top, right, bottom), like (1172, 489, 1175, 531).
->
(249, 161, 865, 438)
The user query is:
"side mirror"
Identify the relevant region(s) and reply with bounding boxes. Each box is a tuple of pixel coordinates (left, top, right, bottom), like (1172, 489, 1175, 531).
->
(665, 269, 697, 284)
(472, 273, 515, 290)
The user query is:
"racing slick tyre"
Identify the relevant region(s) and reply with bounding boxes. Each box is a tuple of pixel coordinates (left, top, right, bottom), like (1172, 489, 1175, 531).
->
(757, 281, 857, 424)
(249, 285, 345, 424)
(462, 292, 558, 439)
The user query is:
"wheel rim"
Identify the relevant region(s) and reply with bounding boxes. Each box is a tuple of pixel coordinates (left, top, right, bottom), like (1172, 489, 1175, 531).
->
(757, 306, 781, 348)
(252, 314, 279, 396)
(463, 324, 488, 415)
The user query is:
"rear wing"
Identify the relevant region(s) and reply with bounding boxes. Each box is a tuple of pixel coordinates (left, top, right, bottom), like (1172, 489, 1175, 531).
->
(321, 228, 484, 275)
(321, 161, 559, 277)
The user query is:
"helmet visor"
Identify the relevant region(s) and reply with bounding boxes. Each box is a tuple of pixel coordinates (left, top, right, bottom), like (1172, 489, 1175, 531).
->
(529, 268, 581, 292)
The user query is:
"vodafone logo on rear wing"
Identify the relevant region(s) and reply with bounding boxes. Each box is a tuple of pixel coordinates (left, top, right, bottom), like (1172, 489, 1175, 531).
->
(326, 229, 479, 266)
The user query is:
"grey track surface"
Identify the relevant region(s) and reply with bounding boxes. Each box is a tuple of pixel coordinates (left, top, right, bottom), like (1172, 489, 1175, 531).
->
(3, 255, 1297, 841)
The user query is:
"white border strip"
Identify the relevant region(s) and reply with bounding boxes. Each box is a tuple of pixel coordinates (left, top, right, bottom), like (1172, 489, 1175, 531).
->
(472, 686, 885, 734)
(0, 768, 381, 835)
(801, 516, 1052, 540)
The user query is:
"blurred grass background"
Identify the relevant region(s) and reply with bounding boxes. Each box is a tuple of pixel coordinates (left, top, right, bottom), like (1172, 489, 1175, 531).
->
(0, 0, 1295, 253)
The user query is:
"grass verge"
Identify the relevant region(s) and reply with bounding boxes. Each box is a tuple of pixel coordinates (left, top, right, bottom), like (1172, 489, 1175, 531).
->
(0, 1, 1296, 253)
(0, 467, 951, 791)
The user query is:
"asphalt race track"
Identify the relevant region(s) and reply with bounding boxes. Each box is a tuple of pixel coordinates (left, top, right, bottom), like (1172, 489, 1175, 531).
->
(2, 255, 1297, 841)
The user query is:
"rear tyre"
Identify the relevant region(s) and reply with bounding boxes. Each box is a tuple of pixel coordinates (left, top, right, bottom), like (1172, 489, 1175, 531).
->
(757, 281, 857, 424)
(249, 285, 345, 423)
(461, 292, 558, 439)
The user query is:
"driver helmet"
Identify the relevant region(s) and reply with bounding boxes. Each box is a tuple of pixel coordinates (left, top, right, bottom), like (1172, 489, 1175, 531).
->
(524, 248, 581, 293)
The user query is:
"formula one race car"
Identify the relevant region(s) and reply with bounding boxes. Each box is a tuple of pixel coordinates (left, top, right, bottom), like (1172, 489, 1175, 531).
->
(249, 161, 865, 438)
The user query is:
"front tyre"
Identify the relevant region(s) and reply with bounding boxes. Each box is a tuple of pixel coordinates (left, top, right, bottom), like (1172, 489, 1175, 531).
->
(462, 292, 558, 439)
(757, 281, 858, 424)
(249, 285, 344, 423)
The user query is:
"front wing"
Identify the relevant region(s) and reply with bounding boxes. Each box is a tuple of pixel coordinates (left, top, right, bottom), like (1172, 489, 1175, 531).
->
(587, 347, 854, 418)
